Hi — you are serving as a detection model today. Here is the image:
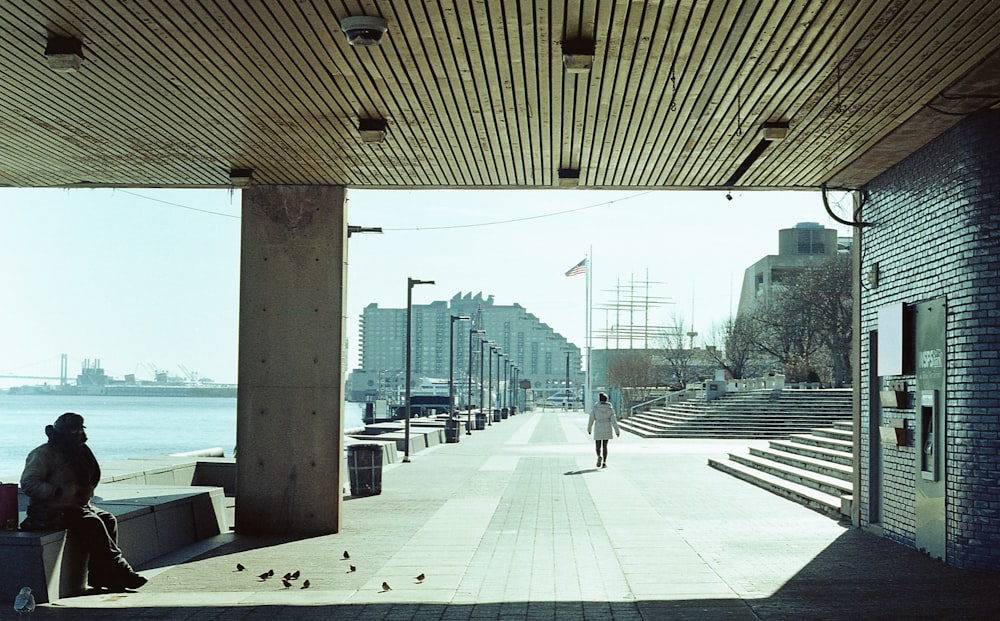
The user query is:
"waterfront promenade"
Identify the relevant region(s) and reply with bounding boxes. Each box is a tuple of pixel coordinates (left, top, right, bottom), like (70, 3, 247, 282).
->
(33, 407, 1000, 619)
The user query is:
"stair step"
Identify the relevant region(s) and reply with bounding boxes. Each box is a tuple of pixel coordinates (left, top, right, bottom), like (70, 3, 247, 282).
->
(788, 432, 852, 452)
(812, 426, 854, 441)
(728, 452, 852, 497)
(708, 458, 845, 519)
(768, 438, 853, 466)
(749, 446, 852, 481)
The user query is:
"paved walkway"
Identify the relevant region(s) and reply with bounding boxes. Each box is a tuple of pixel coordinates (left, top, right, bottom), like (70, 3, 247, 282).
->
(31, 408, 1000, 619)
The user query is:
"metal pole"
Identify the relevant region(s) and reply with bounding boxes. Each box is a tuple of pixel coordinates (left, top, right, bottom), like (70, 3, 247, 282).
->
(487, 346, 494, 426)
(496, 351, 504, 420)
(480, 340, 491, 429)
(467, 329, 484, 434)
(503, 359, 509, 410)
(404, 278, 434, 463)
(449, 315, 470, 418)
(566, 351, 571, 409)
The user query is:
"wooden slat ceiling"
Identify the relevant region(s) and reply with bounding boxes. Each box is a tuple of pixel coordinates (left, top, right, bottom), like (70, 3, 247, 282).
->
(1, 1, 999, 190)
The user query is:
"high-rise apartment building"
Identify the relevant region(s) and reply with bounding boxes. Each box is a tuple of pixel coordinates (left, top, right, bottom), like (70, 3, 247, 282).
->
(347, 292, 583, 404)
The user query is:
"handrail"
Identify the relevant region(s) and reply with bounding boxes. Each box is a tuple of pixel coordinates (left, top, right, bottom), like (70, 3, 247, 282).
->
(628, 388, 693, 418)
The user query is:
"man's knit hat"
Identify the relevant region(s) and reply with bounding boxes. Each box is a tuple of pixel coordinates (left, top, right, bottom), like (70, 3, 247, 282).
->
(53, 412, 86, 431)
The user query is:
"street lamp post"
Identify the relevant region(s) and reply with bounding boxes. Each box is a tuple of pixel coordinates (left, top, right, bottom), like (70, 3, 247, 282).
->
(449, 315, 470, 417)
(479, 340, 492, 429)
(496, 351, 505, 421)
(467, 329, 485, 434)
(502, 358, 509, 411)
(514, 366, 520, 413)
(487, 346, 495, 426)
(404, 277, 434, 463)
(565, 350, 571, 409)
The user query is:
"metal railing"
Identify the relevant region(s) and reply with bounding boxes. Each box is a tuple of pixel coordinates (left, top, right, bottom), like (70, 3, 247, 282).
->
(627, 388, 694, 418)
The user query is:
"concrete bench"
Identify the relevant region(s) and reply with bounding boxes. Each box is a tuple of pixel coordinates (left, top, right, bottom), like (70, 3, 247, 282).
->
(1, 477, 228, 605)
(349, 427, 444, 456)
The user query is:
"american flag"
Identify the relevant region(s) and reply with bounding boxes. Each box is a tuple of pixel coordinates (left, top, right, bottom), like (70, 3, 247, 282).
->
(565, 258, 587, 277)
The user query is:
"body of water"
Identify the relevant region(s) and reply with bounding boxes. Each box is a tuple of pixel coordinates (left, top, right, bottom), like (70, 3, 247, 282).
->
(0, 395, 365, 480)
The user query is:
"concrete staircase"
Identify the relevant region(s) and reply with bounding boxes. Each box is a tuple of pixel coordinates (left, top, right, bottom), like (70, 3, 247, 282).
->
(619, 389, 851, 439)
(708, 420, 854, 519)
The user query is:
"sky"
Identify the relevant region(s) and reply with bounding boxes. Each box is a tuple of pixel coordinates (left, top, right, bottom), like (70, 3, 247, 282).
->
(0, 187, 853, 387)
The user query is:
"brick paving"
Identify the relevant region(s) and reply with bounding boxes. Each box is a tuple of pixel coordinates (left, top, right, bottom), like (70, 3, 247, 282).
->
(26, 408, 1000, 620)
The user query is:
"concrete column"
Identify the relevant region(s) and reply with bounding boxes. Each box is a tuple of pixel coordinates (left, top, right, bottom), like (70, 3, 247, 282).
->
(235, 185, 347, 534)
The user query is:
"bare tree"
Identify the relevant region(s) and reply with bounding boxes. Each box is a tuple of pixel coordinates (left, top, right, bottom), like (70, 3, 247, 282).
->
(798, 253, 853, 385)
(705, 314, 762, 379)
(742, 253, 852, 384)
(605, 350, 657, 411)
(653, 313, 701, 389)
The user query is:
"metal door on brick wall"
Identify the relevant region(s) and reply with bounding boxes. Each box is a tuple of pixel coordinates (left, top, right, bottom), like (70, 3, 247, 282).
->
(914, 298, 946, 561)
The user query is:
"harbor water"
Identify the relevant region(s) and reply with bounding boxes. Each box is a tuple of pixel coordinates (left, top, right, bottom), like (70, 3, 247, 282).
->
(0, 394, 365, 480)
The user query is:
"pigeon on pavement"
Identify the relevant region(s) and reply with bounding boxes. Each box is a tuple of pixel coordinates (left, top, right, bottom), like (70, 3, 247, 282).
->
(343, 550, 350, 560)
(300, 580, 311, 589)
(13, 587, 35, 613)
(415, 573, 425, 582)
(236, 563, 245, 572)
(381, 581, 391, 592)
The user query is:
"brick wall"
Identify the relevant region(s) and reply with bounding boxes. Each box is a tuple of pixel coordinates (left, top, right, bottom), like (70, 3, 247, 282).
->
(860, 110, 1000, 570)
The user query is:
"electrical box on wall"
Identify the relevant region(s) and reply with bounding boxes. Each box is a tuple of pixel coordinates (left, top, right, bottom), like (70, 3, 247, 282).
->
(877, 303, 914, 376)
(879, 418, 908, 447)
(879, 379, 909, 408)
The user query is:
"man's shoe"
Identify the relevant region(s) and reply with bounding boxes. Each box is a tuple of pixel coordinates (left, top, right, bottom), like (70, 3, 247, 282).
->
(94, 569, 147, 591)
(122, 572, 148, 589)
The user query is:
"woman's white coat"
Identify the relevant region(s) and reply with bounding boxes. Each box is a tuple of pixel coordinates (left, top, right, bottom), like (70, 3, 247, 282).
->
(587, 401, 620, 441)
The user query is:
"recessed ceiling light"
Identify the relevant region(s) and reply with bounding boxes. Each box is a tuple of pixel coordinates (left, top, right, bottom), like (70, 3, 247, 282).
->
(45, 34, 84, 72)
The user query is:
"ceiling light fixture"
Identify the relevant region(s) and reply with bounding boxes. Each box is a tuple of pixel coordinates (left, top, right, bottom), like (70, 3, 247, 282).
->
(45, 34, 83, 72)
(558, 169, 580, 188)
(723, 121, 791, 186)
(341, 15, 388, 47)
(562, 38, 595, 74)
(229, 168, 253, 188)
(358, 118, 388, 143)
(761, 122, 790, 141)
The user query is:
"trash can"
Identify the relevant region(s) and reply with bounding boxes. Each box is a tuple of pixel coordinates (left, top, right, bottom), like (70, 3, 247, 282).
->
(501, 407, 509, 420)
(475, 412, 487, 430)
(493, 409, 502, 422)
(445, 417, 460, 443)
(0, 483, 17, 530)
(509, 406, 517, 416)
(347, 444, 383, 497)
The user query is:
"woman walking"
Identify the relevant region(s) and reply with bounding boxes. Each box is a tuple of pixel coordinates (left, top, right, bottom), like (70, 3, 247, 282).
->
(587, 393, 620, 468)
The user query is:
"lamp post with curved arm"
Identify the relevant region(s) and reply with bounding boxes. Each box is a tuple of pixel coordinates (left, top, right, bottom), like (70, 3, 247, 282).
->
(404, 277, 434, 463)
(467, 329, 485, 434)
(502, 357, 510, 413)
(511, 365, 519, 414)
(487, 346, 498, 426)
(496, 351, 505, 422)
(479, 340, 492, 429)
(448, 315, 470, 417)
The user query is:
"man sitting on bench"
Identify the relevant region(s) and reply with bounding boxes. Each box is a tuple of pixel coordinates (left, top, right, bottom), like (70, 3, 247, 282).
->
(19, 412, 147, 591)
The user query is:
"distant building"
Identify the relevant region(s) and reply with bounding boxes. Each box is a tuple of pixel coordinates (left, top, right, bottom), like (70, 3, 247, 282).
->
(347, 292, 583, 405)
(737, 222, 850, 313)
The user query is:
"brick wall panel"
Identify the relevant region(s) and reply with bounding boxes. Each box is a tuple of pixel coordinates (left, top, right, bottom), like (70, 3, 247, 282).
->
(860, 110, 1000, 570)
